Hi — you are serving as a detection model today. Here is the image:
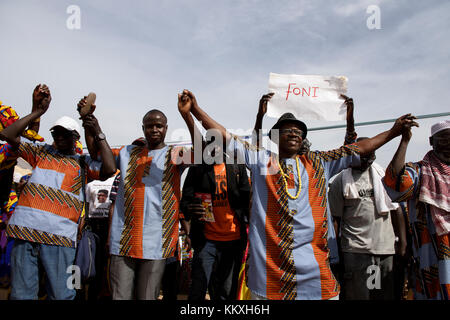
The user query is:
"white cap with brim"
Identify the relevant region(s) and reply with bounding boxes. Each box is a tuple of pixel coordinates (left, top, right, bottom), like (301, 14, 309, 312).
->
(50, 116, 81, 136)
(13, 172, 22, 183)
(431, 120, 450, 137)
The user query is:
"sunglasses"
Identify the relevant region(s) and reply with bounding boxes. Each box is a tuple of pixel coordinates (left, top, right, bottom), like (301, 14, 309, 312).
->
(279, 128, 303, 137)
(50, 129, 76, 139)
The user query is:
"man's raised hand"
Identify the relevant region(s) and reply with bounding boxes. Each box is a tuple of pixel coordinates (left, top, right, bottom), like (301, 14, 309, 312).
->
(35, 86, 51, 114)
(32, 84, 51, 113)
(340, 94, 354, 123)
(32, 84, 50, 110)
(258, 92, 274, 117)
(390, 114, 419, 138)
(178, 89, 194, 115)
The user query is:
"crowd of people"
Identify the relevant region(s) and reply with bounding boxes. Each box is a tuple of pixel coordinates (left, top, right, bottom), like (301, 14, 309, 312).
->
(0, 84, 448, 300)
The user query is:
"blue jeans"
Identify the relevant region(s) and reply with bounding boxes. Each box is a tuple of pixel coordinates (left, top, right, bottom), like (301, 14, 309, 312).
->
(189, 239, 243, 301)
(10, 239, 77, 300)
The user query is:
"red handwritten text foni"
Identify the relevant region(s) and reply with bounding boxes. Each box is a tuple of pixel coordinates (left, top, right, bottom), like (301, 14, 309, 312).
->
(286, 83, 319, 100)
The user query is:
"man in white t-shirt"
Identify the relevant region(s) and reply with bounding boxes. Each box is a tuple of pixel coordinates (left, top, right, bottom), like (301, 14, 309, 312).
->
(328, 137, 406, 300)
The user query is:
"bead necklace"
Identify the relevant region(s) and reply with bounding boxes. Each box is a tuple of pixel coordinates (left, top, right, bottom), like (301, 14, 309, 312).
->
(278, 157, 302, 200)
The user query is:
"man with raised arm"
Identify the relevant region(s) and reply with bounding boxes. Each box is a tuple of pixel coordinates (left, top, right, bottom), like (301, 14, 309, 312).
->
(254, 93, 358, 272)
(0, 85, 47, 209)
(103, 90, 201, 300)
(0, 86, 116, 300)
(383, 119, 449, 300)
(187, 91, 417, 300)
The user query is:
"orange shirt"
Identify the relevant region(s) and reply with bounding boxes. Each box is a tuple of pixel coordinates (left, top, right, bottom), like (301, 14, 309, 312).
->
(204, 163, 241, 241)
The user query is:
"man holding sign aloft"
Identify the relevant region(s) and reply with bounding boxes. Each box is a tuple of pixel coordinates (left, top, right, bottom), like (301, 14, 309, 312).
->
(185, 85, 417, 300)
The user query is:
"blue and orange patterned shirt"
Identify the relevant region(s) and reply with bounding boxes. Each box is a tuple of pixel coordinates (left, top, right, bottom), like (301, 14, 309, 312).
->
(4, 141, 102, 248)
(109, 144, 190, 260)
(228, 135, 360, 300)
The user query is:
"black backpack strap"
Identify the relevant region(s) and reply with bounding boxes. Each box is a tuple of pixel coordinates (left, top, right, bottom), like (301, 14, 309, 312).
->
(78, 155, 87, 224)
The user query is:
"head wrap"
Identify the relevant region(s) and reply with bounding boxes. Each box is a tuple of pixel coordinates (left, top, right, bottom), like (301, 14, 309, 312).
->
(0, 102, 44, 142)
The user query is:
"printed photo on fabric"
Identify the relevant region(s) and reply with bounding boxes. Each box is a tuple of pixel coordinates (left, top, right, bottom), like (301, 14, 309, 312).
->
(86, 176, 116, 218)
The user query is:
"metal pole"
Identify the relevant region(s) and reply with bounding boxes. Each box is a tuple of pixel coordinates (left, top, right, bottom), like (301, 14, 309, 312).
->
(107, 112, 450, 148)
(236, 112, 450, 140)
(308, 112, 450, 132)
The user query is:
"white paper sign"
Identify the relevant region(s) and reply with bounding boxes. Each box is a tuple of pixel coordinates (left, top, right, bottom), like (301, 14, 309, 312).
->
(267, 73, 348, 121)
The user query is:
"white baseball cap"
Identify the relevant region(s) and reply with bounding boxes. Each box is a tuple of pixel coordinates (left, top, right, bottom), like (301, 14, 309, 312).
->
(50, 116, 81, 136)
(431, 120, 450, 137)
(13, 172, 22, 183)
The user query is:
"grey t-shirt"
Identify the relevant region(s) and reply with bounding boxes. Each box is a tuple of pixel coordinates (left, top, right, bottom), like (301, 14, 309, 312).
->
(328, 168, 396, 255)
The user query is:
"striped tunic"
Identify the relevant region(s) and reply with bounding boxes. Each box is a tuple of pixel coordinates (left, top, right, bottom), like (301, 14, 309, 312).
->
(5, 141, 101, 248)
(384, 162, 450, 300)
(109, 145, 189, 260)
(228, 135, 360, 300)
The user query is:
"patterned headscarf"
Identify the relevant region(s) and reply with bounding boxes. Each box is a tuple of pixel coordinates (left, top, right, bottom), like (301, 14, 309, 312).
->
(75, 140, 83, 155)
(1, 101, 45, 173)
(419, 150, 450, 236)
(0, 102, 44, 142)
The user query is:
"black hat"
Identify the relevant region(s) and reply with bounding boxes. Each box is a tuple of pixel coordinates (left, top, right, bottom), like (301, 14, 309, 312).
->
(268, 112, 308, 140)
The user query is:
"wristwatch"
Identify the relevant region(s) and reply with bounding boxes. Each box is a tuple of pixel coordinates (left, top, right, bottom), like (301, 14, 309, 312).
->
(96, 132, 106, 142)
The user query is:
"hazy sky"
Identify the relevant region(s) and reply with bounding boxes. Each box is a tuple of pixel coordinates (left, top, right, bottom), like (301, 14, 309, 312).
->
(1, 0, 449, 168)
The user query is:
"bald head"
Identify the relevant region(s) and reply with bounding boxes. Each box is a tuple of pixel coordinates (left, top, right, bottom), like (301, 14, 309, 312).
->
(143, 109, 167, 125)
